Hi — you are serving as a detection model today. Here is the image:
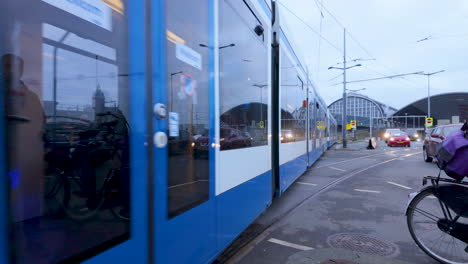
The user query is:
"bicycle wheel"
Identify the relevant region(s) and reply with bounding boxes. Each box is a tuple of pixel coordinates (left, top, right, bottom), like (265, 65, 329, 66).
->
(407, 188, 468, 264)
(62, 170, 105, 220)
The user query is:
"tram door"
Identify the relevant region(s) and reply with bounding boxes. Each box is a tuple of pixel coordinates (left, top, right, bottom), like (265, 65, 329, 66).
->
(152, 0, 216, 263)
(1, 1, 150, 263)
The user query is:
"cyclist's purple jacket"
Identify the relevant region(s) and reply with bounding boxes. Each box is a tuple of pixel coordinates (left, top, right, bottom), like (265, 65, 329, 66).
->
(437, 129, 468, 180)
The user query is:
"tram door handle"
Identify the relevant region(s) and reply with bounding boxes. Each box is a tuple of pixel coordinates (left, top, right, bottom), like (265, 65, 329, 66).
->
(153, 103, 168, 148)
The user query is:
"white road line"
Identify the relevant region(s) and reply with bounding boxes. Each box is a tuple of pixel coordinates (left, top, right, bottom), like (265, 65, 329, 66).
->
(328, 166, 346, 172)
(354, 189, 381, 193)
(296, 182, 318, 186)
(386, 181, 412, 190)
(267, 238, 314, 251)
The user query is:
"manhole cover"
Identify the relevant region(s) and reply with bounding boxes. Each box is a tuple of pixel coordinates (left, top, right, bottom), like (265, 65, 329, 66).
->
(327, 233, 399, 257)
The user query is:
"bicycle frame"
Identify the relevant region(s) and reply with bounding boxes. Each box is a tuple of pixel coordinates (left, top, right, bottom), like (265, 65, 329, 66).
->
(421, 174, 468, 244)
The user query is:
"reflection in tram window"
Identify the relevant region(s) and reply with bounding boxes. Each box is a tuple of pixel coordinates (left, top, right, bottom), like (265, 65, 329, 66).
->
(166, 0, 210, 218)
(309, 101, 316, 143)
(2, 0, 130, 263)
(219, 0, 269, 150)
(280, 51, 307, 143)
(316, 105, 327, 143)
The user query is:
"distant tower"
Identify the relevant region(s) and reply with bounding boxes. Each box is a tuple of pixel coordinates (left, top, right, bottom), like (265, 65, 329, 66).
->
(93, 85, 105, 115)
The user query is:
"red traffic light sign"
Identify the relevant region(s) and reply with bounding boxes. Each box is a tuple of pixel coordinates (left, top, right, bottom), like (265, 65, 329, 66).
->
(425, 117, 433, 127)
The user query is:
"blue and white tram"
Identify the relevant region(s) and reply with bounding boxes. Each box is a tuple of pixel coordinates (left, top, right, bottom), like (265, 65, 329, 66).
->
(0, 0, 336, 263)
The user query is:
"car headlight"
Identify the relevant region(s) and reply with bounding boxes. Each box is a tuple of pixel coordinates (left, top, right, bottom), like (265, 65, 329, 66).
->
(384, 133, 390, 138)
(414, 134, 419, 138)
(406, 137, 410, 141)
(286, 134, 293, 138)
(191, 142, 195, 147)
(390, 137, 395, 141)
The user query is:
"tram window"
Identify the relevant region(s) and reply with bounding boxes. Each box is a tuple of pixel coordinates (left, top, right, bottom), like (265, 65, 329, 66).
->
(3, 0, 130, 263)
(166, 0, 210, 218)
(316, 106, 326, 138)
(219, 0, 269, 150)
(309, 101, 315, 141)
(280, 51, 306, 143)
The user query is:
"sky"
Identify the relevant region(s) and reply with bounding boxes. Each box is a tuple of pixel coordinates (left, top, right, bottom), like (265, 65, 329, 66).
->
(279, 0, 468, 109)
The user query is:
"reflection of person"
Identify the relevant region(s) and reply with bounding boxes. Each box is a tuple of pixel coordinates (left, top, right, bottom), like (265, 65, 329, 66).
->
(2, 54, 45, 222)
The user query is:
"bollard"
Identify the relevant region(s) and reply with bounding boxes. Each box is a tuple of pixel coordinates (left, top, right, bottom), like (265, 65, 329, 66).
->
(367, 137, 377, 149)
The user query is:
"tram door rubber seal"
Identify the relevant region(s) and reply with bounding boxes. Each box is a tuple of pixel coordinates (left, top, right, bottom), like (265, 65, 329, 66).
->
(271, 29, 280, 198)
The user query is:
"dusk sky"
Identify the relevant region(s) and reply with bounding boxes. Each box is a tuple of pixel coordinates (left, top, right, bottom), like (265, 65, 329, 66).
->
(279, 0, 468, 108)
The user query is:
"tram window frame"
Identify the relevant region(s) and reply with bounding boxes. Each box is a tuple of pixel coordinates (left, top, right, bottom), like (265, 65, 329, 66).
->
(4, 1, 132, 263)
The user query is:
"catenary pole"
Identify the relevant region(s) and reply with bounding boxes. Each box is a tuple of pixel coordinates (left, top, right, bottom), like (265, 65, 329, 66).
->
(342, 28, 347, 148)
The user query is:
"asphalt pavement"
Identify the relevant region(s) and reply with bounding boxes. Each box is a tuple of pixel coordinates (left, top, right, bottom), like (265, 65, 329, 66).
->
(227, 140, 446, 264)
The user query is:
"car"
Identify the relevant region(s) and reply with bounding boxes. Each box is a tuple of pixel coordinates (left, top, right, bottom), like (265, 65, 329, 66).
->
(193, 128, 253, 157)
(423, 123, 463, 162)
(403, 128, 423, 141)
(168, 130, 194, 156)
(280, 129, 295, 143)
(387, 131, 411, 147)
(383, 128, 401, 143)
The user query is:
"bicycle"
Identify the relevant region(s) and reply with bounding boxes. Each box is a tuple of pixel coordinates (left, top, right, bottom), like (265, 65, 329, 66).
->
(406, 173, 468, 264)
(44, 112, 130, 221)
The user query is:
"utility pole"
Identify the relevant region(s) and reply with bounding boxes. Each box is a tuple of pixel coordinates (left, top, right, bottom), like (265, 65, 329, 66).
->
(342, 28, 347, 148)
(328, 29, 361, 148)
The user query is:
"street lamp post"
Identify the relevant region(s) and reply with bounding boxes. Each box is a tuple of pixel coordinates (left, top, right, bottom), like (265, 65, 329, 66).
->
(418, 70, 444, 119)
(405, 113, 408, 129)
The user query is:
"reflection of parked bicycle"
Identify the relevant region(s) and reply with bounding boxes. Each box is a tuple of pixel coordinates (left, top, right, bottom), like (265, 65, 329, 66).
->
(44, 112, 130, 221)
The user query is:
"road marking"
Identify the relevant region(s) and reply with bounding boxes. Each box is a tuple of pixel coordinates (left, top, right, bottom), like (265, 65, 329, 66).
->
(296, 182, 317, 186)
(354, 189, 381, 193)
(404, 151, 422, 157)
(329, 166, 346, 172)
(267, 238, 314, 251)
(315, 151, 396, 169)
(386, 181, 412, 190)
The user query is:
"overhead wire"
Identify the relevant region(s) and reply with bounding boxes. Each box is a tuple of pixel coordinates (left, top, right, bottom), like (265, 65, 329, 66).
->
(313, 0, 424, 89)
(315, 0, 325, 80)
(279, 0, 424, 92)
(278, 1, 343, 54)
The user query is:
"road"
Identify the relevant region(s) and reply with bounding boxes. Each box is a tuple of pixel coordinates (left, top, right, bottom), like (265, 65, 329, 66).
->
(228, 140, 446, 264)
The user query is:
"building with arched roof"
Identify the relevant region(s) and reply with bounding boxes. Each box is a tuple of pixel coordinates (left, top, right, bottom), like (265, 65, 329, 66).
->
(328, 93, 397, 127)
(392, 92, 468, 125)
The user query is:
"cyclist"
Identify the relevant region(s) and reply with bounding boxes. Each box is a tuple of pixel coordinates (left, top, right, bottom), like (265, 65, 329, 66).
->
(437, 121, 468, 181)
